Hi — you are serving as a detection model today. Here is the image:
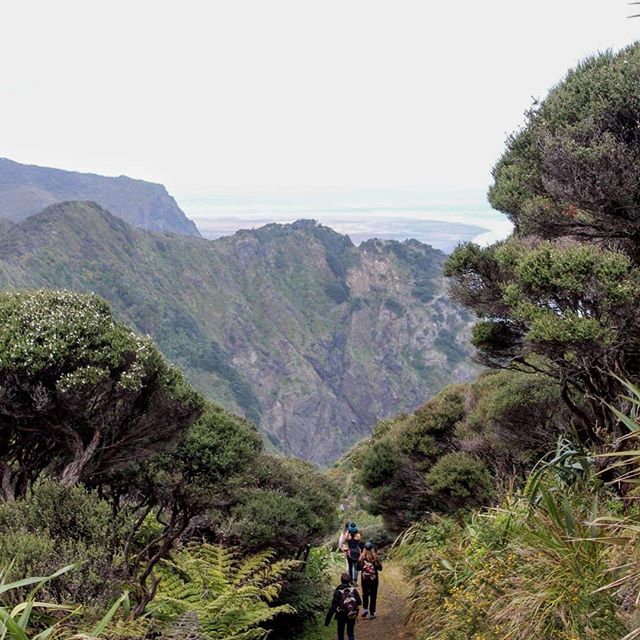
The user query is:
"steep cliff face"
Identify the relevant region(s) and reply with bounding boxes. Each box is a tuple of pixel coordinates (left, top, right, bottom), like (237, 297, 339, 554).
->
(0, 158, 200, 237)
(0, 203, 476, 464)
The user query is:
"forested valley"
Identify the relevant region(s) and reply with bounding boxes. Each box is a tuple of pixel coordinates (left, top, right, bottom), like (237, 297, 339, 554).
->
(7, 40, 640, 640)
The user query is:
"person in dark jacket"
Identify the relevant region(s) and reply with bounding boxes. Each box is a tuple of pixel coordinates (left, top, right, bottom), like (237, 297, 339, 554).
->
(358, 541, 383, 619)
(343, 522, 363, 582)
(324, 571, 362, 640)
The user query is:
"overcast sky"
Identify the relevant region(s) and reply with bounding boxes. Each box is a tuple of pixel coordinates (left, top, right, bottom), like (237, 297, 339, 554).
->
(1, 1, 638, 201)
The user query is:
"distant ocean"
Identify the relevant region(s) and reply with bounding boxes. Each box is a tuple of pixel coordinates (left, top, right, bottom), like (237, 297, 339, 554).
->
(178, 189, 513, 254)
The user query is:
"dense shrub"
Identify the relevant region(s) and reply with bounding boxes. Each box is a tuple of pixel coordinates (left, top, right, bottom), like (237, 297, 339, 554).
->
(356, 371, 567, 528)
(360, 437, 401, 488)
(0, 480, 131, 605)
(425, 452, 495, 511)
(229, 456, 339, 554)
(324, 279, 350, 304)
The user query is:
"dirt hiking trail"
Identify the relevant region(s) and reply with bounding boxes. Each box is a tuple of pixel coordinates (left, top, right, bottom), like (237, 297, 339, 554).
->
(302, 558, 417, 640)
(354, 561, 416, 640)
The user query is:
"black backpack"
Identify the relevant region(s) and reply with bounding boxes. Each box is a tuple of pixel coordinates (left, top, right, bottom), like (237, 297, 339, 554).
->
(337, 587, 359, 619)
(347, 536, 360, 561)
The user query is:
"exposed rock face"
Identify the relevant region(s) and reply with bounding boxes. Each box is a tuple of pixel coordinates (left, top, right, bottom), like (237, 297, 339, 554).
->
(0, 204, 477, 464)
(0, 158, 200, 237)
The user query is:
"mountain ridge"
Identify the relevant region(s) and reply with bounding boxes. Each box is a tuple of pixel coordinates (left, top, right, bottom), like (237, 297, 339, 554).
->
(0, 201, 477, 463)
(0, 158, 200, 237)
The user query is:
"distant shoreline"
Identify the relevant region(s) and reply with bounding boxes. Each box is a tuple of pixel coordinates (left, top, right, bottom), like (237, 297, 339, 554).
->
(179, 190, 513, 253)
(191, 214, 498, 254)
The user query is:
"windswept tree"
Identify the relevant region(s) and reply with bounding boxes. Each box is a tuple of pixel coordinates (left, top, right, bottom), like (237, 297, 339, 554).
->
(445, 43, 640, 444)
(0, 289, 203, 498)
(114, 404, 263, 614)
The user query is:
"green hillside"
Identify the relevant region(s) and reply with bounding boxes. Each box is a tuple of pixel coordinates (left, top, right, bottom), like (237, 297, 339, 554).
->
(0, 202, 476, 463)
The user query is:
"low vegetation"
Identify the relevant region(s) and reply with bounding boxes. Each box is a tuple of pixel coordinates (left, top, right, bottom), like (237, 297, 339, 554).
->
(0, 289, 339, 639)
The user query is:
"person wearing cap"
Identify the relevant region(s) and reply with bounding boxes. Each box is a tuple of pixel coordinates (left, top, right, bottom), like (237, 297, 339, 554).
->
(344, 522, 363, 582)
(358, 541, 383, 619)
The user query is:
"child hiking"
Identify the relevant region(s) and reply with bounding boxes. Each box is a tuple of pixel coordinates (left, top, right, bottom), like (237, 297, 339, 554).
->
(358, 541, 383, 619)
(324, 571, 362, 640)
(341, 522, 363, 582)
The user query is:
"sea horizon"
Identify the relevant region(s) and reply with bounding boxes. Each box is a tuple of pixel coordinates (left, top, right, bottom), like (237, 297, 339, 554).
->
(178, 188, 513, 254)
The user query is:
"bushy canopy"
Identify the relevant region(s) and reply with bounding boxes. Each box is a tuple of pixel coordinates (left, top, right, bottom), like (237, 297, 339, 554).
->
(356, 370, 568, 529)
(446, 44, 640, 442)
(489, 43, 640, 251)
(0, 289, 203, 496)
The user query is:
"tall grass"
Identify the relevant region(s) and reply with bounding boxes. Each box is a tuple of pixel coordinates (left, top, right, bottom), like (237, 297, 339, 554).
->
(398, 484, 627, 639)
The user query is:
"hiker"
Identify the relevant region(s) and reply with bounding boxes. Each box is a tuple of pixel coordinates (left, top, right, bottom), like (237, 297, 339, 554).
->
(358, 541, 383, 619)
(324, 571, 362, 640)
(343, 522, 363, 581)
(338, 522, 349, 554)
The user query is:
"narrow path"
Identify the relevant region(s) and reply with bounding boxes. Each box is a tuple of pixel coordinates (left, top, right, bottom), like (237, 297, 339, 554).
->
(354, 561, 416, 640)
(304, 560, 416, 640)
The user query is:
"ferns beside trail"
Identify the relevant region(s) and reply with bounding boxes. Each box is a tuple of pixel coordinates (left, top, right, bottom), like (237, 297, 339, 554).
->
(152, 544, 299, 640)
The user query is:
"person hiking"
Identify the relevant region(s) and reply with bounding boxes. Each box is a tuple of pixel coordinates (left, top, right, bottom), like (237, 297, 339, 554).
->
(344, 522, 363, 582)
(358, 541, 383, 619)
(324, 571, 362, 640)
(338, 522, 350, 555)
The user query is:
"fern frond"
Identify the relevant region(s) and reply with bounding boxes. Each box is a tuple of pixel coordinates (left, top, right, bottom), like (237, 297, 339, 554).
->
(154, 544, 296, 640)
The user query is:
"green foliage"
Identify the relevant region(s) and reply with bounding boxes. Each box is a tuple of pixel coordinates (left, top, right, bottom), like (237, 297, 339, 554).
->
(230, 457, 339, 554)
(153, 543, 297, 640)
(400, 484, 626, 640)
(425, 452, 495, 510)
(489, 44, 640, 241)
(359, 437, 401, 488)
(446, 44, 640, 444)
(266, 547, 334, 640)
(0, 564, 75, 640)
(323, 279, 350, 304)
(0, 289, 203, 494)
(0, 480, 129, 606)
(169, 404, 263, 492)
(356, 371, 568, 529)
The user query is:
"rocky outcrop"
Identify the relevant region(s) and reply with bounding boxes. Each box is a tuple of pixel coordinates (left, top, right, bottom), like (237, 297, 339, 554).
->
(0, 158, 200, 237)
(0, 204, 477, 464)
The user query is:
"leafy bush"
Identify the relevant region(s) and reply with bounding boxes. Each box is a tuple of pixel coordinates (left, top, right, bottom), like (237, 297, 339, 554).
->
(356, 372, 567, 528)
(324, 279, 350, 304)
(229, 456, 339, 554)
(359, 437, 401, 488)
(425, 452, 495, 511)
(0, 480, 130, 605)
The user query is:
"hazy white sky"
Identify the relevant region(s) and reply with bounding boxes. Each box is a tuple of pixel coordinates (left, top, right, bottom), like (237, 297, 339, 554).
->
(1, 1, 638, 199)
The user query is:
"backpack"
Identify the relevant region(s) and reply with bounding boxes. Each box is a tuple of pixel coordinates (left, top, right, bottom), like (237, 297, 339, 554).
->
(347, 536, 360, 561)
(362, 560, 378, 581)
(337, 587, 359, 619)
